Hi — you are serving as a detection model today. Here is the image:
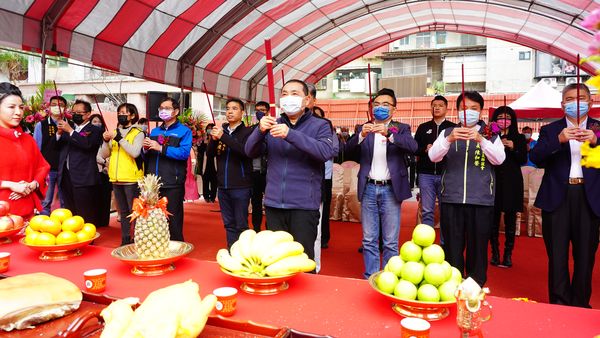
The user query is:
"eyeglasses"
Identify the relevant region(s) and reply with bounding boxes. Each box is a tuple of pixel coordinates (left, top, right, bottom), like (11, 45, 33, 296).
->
(158, 107, 174, 112)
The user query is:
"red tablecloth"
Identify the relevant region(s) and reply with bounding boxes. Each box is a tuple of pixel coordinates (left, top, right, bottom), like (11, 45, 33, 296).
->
(2, 241, 600, 337)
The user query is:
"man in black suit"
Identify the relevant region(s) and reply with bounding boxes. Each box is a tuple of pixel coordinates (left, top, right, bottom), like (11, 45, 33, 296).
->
(56, 99, 103, 226)
(530, 83, 600, 308)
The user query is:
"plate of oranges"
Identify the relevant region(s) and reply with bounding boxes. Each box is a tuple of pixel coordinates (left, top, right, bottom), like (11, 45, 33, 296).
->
(20, 208, 99, 261)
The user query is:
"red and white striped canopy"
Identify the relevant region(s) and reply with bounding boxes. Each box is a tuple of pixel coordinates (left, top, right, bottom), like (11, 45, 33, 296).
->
(0, 0, 597, 102)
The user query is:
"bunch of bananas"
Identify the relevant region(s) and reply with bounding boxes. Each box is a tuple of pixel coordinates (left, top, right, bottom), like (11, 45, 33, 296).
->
(100, 281, 216, 338)
(216, 229, 316, 277)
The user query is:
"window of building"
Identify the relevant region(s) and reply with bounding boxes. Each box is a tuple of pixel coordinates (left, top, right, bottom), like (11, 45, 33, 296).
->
(213, 97, 228, 118)
(316, 78, 327, 90)
(382, 57, 427, 78)
(519, 51, 531, 60)
(415, 33, 431, 49)
(460, 34, 477, 46)
(47, 56, 68, 68)
(436, 31, 447, 45)
(398, 36, 409, 46)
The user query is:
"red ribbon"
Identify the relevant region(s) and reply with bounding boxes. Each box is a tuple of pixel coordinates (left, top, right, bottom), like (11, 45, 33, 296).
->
(129, 197, 171, 221)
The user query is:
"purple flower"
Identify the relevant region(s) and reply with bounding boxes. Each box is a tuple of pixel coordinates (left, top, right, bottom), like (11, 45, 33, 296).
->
(490, 122, 501, 134)
(25, 115, 35, 123)
(582, 9, 600, 31)
(157, 134, 165, 145)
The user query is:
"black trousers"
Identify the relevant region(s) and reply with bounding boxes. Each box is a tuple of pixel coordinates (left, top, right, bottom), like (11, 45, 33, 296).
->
(202, 169, 218, 202)
(97, 172, 112, 228)
(113, 184, 139, 245)
(160, 185, 185, 241)
(265, 207, 320, 260)
(491, 210, 517, 254)
(542, 185, 599, 308)
(321, 179, 332, 245)
(61, 168, 99, 227)
(250, 171, 266, 230)
(441, 203, 494, 286)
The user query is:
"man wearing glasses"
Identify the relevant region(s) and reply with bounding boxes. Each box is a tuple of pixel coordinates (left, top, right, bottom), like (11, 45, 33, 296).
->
(346, 88, 418, 278)
(143, 97, 192, 241)
(56, 99, 103, 226)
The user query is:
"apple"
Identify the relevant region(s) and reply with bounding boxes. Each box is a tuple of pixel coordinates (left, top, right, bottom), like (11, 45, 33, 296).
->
(438, 281, 459, 302)
(441, 261, 452, 281)
(377, 271, 398, 294)
(412, 223, 436, 247)
(400, 241, 422, 262)
(8, 214, 23, 229)
(394, 279, 418, 300)
(450, 267, 463, 284)
(424, 263, 447, 287)
(422, 244, 445, 264)
(0, 216, 14, 231)
(401, 261, 424, 285)
(417, 284, 440, 302)
(386, 256, 404, 277)
(0, 201, 9, 216)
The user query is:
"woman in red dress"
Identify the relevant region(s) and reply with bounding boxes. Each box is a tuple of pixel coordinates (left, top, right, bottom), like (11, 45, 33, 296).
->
(0, 83, 50, 220)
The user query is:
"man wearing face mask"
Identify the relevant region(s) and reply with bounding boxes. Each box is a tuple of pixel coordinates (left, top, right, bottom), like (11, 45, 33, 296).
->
(530, 83, 600, 308)
(143, 97, 192, 241)
(429, 91, 505, 286)
(345, 88, 417, 278)
(56, 99, 103, 226)
(521, 126, 537, 168)
(33, 95, 67, 215)
(250, 101, 269, 230)
(245, 79, 335, 262)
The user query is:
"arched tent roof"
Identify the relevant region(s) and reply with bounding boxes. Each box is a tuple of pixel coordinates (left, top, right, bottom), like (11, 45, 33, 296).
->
(0, 0, 597, 102)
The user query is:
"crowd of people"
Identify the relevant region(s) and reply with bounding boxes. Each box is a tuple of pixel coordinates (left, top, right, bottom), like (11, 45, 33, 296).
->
(0, 80, 598, 309)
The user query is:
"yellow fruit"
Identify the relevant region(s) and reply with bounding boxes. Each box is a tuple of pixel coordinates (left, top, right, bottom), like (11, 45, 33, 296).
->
(56, 231, 78, 245)
(50, 208, 73, 223)
(29, 215, 50, 231)
(81, 223, 96, 237)
(62, 216, 84, 232)
(25, 231, 39, 244)
(50, 214, 62, 226)
(35, 232, 56, 246)
(40, 219, 62, 236)
(25, 225, 36, 235)
(76, 229, 93, 242)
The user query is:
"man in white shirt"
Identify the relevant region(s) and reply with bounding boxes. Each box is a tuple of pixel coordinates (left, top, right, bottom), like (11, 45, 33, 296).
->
(530, 83, 599, 308)
(345, 88, 418, 278)
(429, 91, 505, 286)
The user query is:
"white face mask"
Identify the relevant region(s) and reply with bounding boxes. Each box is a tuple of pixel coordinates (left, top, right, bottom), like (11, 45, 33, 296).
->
(280, 95, 304, 115)
(458, 109, 480, 127)
(50, 106, 61, 116)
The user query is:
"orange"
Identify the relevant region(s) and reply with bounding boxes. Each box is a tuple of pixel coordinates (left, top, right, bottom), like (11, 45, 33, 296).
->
(50, 208, 73, 223)
(56, 231, 78, 245)
(40, 219, 62, 236)
(76, 230, 92, 242)
(62, 216, 84, 232)
(81, 223, 96, 237)
(24, 231, 39, 244)
(25, 225, 36, 235)
(35, 232, 56, 246)
(29, 215, 50, 231)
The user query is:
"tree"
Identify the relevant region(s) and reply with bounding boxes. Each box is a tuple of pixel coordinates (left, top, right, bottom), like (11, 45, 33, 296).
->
(0, 50, 28, 82)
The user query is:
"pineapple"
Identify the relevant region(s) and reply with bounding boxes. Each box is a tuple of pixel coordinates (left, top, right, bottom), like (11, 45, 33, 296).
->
(134, 174, 170, 259)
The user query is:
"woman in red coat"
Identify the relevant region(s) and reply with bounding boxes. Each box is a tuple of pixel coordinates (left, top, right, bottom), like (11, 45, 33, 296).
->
(0, 83, 49, 220)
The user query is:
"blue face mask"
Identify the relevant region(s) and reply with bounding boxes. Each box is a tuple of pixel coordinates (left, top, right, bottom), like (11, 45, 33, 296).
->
(255, 111, 265, 121)
(373, 106, 390, 121)
(459, 109, 480, 126)
(564, 101, 589, 119)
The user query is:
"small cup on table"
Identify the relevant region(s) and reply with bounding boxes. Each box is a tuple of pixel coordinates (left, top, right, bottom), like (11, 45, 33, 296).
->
(213, 287, 238, 316)
(0, 252, 10, 273)
(401, 317, 430, 338)
(83, 268, 107, 293)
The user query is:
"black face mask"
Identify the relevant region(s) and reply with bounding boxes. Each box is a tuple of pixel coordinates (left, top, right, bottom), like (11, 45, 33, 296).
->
(72, 114, 84, 125)
(117, 115, 129, 126)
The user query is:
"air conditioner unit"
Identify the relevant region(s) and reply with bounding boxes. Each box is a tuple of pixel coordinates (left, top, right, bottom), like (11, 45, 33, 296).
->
(565, 77, 579, 85)
(542, 77, 557, 88)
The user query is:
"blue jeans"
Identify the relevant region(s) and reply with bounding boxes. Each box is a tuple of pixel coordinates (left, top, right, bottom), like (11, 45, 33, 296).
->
(418, 173, 442, 227)
(218, 187, 252, 248)
(41, 170, 64, 215)
(361, 183, 401, 279)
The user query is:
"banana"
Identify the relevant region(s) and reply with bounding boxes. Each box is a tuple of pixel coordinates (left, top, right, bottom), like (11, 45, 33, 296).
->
(252, 230, 295, 263)
(237, 229, 256, 263)
(264, 253, 316, 276)
(261, 241, 304, 266)
(216, 248, 245, 273)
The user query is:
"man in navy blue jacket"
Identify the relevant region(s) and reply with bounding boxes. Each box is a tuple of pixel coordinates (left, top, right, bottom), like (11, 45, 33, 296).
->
(346, 88, 418, 278)
(530, 83, 600, 308)
(143, 97, 192, 241)
(245, 79, 335, 261)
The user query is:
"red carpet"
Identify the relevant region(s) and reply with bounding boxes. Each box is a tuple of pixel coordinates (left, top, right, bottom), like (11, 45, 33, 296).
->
(94, 200, 600, 308)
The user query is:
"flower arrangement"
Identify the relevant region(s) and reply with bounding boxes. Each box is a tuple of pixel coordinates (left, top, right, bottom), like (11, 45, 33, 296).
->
(482, 121, 501, 140)
(178, 107, 209, 145)
(20, 102, 46, 133)
(582, 10, 600, 90)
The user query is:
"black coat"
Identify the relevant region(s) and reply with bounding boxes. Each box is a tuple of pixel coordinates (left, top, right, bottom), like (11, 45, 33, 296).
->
(56, 123, 103, 187)
(494, 132, 528, 212)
